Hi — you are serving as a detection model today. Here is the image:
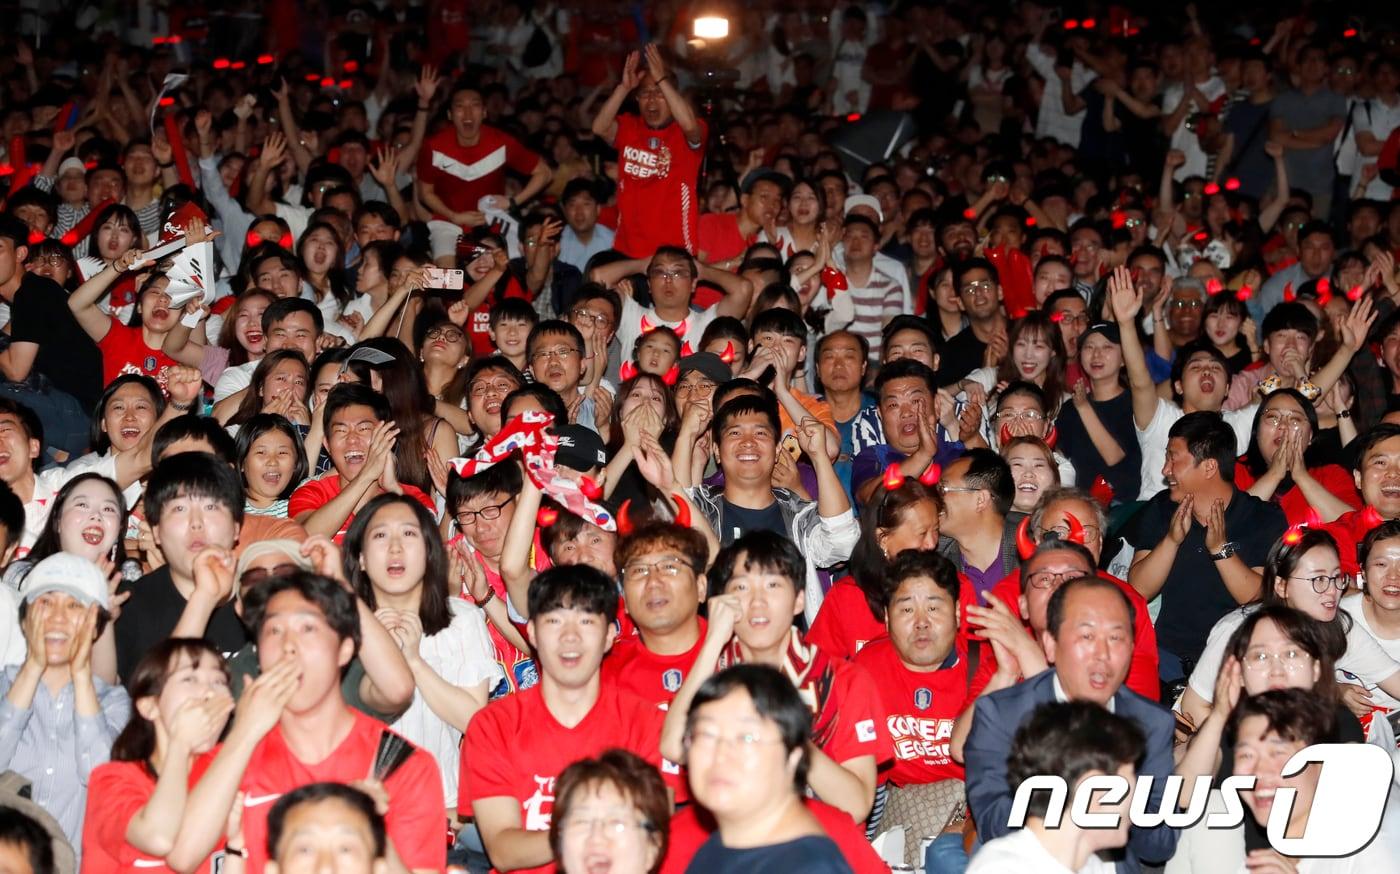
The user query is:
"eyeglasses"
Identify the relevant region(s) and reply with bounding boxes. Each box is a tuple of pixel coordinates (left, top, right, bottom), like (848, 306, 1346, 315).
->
(1242, 648, 1314, 673)
(961, 279, 997, 297)
(622, 557, 694, 582)
(570, 308, 613, 328)
(676, 378, 716, 397)
(941, 484, 984, 496)
(455, 497, 513, 526)
(647, 268, 691, 283)
(1169, 299, 1203, 309)
(425, 326, 465, 343)
(1026, 569, 1082, 589)
(1053, 311, 1090, 326)
(1043, 523, 1102, 542)
(239, 563, 299, 589)
(28, 255, 67, 268)
(557, 816, 655, 839)
(470, 379, 517, 399)
(530, 346, 581, 363)
(1288, 573, 1352, 593)
(995, 410, 1045, 422)
(1123, 218, 1145, 229)
(684, 727, 784, 753)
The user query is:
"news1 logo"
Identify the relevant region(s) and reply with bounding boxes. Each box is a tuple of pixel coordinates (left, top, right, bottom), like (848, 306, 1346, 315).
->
(1008, 744, 1395, 856)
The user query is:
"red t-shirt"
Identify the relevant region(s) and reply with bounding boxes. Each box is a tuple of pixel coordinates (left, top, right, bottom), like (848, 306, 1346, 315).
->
(696, 212, 752, 264)
(854, 638, 969, 787)
(806, 579, 887, 661)
(461, 545, 539, 697)
(99, 319, 181, 389)
(288, 474, 436, 543)
(659, 799, 889, 874)
(1321, 506, 1387, 575)
(82, 755, 218, 874)
(600, 619, 706, 709)
(460, 682, 670, 874)
(1233, 461, 1363, 526)
(612, 114, 707, 257)
(984, 569, 1161, 702)
(417, 126, 541, 220)
(238, 711, 446, 873)
(467, 273, 531, 359)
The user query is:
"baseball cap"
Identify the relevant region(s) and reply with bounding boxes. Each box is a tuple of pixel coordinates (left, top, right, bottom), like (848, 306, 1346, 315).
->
(554, 424, 607, 472)
(1081, 322, 1122, 346)
(234, 539, 315, 595)
(20, 553, 108, 609)
(57, 157, 87, 178)
(844, 193, 884, 223)
(677, 352, 731, 385)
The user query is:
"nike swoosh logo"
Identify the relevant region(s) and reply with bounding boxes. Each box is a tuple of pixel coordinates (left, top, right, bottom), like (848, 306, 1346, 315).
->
(431, 147, 505, 183)
(243, 793, 282, 807)
(132, 861, 165, 868)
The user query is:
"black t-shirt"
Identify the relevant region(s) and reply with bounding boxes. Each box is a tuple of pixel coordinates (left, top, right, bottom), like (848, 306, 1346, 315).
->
(936, 327, 987, 387)
(1054, 389, 1142, 504)
(719, 498, 787, 546)
(1123, 489, 1287, 668)
(114, 565, 249, 681)
(6, 272, 103, 408)
(686, 834, 853, 874)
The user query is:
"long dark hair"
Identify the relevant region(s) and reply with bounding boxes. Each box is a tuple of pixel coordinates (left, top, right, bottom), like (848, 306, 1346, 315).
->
(27, 472, 129, 567)
(111, 639, 230, 768)
(1242, 388, 1322, 481)
(89, 374, 164, 455)
(296, 221, 352, 305)
(216, 288, 275, 367)
(345, 337, 438, 491)
(995, 311, 1067, 409)
(343, 493, 452, 636)
(226, 349, 310, 428)
(1259, 526, 1352, 641)
(847, 478, 944, 622)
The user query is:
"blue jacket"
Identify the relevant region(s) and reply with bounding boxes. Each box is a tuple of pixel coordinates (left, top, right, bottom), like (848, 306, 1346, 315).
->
(963, 669, 1179, 873)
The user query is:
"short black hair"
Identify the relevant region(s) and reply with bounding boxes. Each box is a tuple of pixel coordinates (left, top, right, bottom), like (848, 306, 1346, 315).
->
(262, 296, 325, 334)
(243, 570, 361, 653)
(489, 296, 539, 329)
(152, 415, 237, 465)
(322, 383, 392, 428)
(1007, 701, 1145, 820)
(710, 393, 781, 446)
(1260, 301, 1318, 341)
(874, 357, 939, 396)
(502, 383, 569, 423)
(750, 307, 808, 343)
(843, 214, 879, 237)
(0, 398, 43, 462)
(1352, 423, 1400, 472)
(953, 256, 998, 293)
(957, 447, 1015, 516)
(881, 549, 959, 610)
(145, 452, 245, 528)
(527, 564, 619, 624)
(267, 782, 385, 860)
(687, 664, 811, 790)
(526, 319, 585, 356)
(1168, 411, 1237, 482)
(447, 459, 522, 510)
(882, 314, 939, 349)
(707, 531, 805, 599)
(464, 355, 527, 394)
(0, 806, 55, 874)
(997, 380, 1048, 412)
(1045, 576, 1137, 639)
(0, 213, 32, 251)
(1226, 687, 1335, 749)
(561, 177, 600, 205)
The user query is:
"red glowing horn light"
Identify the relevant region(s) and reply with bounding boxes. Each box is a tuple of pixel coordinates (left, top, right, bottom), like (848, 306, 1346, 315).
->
(1361, 505, 1384, 530)
(1237, 285, 1253, 301)
(1203, 182, 1220, 196)
(1224, 177, 1241, 191)
(579, 476, 603, 501)
(1016, 516, 1037, 559)
(1282, 525, 1304, 546)
(1283, 282, 1296, 302)
(999, 424, 1014, 445)
(536, 507, 559, 527)
(1348, 284, 1364, 302)
(617, 499, 635, 536)
(1206, 278, 1223, 295)
(883, 463, 905, 490)
(719, 340, 735, 364)
(662, 364, 680, 386)
(671, 494, 692, 528)
(1044, 426, 1059, 450)
(1064, 512, 1086, 545)
(619, 361, 638, 382)
(918, 463, 941, 486)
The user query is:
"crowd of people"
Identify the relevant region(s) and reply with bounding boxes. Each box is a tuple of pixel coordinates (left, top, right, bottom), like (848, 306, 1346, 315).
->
(2, 1, 1400, 873)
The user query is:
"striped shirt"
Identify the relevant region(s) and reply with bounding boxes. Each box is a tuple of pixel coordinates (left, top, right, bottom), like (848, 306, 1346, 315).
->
(846, 266, 904, 361)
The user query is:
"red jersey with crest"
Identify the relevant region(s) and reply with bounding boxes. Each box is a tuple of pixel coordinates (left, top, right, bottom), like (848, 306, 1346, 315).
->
(99, 319, 181, 389)
(854, 638, 970, 786)
(601, 618, 706, 709)
(461, 682, 669, 874)
(612, 114, 707, 256)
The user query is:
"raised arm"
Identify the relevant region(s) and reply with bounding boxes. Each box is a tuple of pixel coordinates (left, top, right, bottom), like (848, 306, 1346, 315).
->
(272, 80, 314, 176)
(244, 132, 287, 220)
(592, 51, 645, 144)
(699, 262, 755, 320)
(1109, 265, 1159, 429)
(69, 248, 154, 342)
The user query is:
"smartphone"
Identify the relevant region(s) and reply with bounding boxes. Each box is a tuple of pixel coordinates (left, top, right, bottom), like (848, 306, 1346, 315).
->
(781, 433, 802, 462)
(423, 267, 465, 290)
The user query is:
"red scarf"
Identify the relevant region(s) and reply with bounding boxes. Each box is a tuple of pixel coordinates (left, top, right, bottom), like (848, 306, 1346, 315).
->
(718, 629, 840, 748)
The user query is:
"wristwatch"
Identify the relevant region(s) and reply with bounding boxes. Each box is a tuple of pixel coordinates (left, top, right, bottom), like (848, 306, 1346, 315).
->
(1210, 541, 1240, 561)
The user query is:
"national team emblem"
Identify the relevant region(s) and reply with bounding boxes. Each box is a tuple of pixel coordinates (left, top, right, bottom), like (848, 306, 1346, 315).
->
(662, 669, 683, 692)
(515, 660, 539, 690)
(648, 136, 661, 150)
(915, 688, 932, 711)
(144, 355, 157, 373)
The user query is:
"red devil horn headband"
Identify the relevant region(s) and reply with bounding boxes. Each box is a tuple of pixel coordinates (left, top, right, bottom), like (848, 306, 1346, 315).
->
(1016, 516, 1037, 560)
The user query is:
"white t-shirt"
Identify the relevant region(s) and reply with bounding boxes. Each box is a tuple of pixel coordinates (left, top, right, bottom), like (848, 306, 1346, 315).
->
(967, 827, 1116, 874)
(1163, 77, 1229, 180)
(1025, 43, 1096, 147)
(1341, 595, 1400, 711)
(1136, 397, 1255, 501)
(1354, 96, 1400, 200)
(0, 585, 25, 668)
(1186, 602, 1400, 703)
(20, 453, 120, 550)
(214, 360, 258, 403)
(614, 296, 719, 364)
(324, 294, 373, 344)
(388, 598, 502, 807)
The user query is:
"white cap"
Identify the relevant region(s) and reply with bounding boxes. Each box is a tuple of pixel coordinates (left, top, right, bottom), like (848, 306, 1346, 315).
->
(844, 193, 883, 223)
(20, 553, 108, 609)
(57, 157, 87, 178)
